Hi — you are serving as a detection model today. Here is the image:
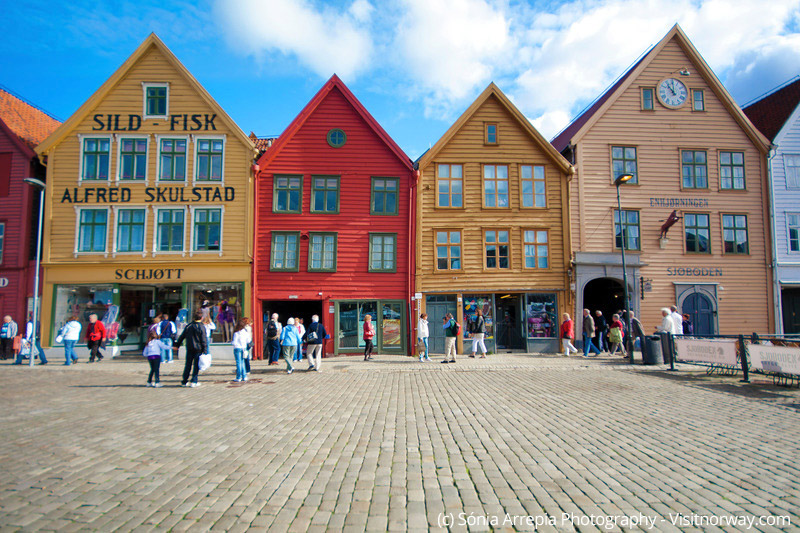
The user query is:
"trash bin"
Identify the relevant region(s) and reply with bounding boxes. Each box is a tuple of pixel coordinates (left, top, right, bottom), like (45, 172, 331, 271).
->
(643, 335, 663, 365)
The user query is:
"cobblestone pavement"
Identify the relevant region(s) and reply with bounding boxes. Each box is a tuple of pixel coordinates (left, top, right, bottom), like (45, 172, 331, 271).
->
(1, 353, 799, 532)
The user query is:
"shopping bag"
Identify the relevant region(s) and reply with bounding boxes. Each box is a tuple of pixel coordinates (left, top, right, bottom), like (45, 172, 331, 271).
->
(55, 334, 64, 344)
(19, 339, 31, 357)
(198, 353, 212, 372)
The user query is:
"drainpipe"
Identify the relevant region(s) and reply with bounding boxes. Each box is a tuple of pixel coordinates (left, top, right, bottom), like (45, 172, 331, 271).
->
(408, 169, 419, 354)
(767, 145, 781, 334)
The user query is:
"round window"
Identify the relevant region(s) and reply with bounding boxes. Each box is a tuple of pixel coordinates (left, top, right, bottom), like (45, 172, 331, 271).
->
(327, 128, 346, 148)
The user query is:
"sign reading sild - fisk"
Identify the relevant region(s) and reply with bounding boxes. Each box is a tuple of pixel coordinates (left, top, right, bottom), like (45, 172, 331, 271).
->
(92, 113, 217, 131)
(60, 186, 236, 203)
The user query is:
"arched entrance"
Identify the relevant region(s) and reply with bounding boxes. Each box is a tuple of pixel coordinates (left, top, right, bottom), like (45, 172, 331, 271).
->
(583, 277, 627, 323)
(683, 292, 715, 335)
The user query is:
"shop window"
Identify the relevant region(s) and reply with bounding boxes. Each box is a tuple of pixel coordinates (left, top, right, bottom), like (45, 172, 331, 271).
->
(195, 138, 224, 181)
(788, 213, 800, 252)
(614, 210, 640, 251)
(119, 138, 147, 181)
(271, 231, 299, 271)
(484, 164, 509, 208)
(484, 230, 509, 269)
(0, 222, 4, 264)
(719, 151, 745, 190)
(308, 232, 337, 272)
(692, 89, 705, 111)
(53, 284, 114, 345)
(722, 214, 749, 254)
(436, 230, 461, 270)
(611, 146, 638, 184)
(116, 209, 146, 253)
(187, 284, 242, 344)
(369, 233, 396, 272)
(437, 164, 463, 208)
(143, 83, 168, 118)
(158, 138, 186, 181)
(681, 150, 708, 189)
(523, 230, 548, 268)
(81, 137, 111, 181)
(520, 165, 546, 207)
(684, 213, 710, 254)
(193, 208, 221, 251)
(526, 294, 557, 338)
(785, 155, 800, 188)
(371, 177, 398, 215)
(78, 209, 108, 252)
(463, 295, 493, 340)
(485, 123, 498, 145)
(311, 176, 339, 213)
(274, 175, 302, 213)
(338, 301, 377, 350)
(156, 209, 185, 252)
(641, 87, 654, 110)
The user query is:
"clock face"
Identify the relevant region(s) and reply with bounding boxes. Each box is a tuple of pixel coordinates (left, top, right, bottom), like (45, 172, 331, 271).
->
(657, 77, 688, 108)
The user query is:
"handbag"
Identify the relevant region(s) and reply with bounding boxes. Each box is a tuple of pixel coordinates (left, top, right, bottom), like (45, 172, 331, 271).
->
(19, 339, 31, 357)
(55, 334, 64, 344)
(609, 327, 623, 344)
(198, 352, 212, 372)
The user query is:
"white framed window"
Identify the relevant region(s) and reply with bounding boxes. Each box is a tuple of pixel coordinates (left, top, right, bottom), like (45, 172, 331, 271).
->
(78, 134, 112, 182)
(113, 207, 147, 256)
(142, 82, 169, 119)
(153, 207, 187, 256)
(116, 135, 150, 183)
(788, 213, 800, 253)
(155, 135, 189, 183)
(193, 135, 226, 184)
(189, 206, 224, 256)
(785, 155, 800, 189)
(74, 206, 109, 256)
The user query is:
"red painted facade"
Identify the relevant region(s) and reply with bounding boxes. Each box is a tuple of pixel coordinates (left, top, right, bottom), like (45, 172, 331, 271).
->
(253, 76, 415, 358)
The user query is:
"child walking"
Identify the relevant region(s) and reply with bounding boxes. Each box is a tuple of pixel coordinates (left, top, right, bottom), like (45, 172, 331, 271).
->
(143, 330, 171, 387)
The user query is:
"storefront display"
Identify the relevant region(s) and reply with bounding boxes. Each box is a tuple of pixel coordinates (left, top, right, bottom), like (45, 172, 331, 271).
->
(463, 295, 494, 339)
(336, 300, 405, 353)
(525, 293, 557, 338)
(53, 285, 114, 344)
(186, 283, 243, 344)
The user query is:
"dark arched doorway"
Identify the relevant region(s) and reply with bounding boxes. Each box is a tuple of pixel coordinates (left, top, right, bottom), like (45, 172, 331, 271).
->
(583, 277, 627, 325)
(683, 292, 715, 335)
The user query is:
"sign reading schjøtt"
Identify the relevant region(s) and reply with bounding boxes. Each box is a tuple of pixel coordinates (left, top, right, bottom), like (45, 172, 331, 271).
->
(674, 338, 738, 365)
(748, 344, 800, 376)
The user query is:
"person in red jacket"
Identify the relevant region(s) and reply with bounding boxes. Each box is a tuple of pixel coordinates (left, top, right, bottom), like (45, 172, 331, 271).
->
(363, 314, 375, 361)
(560, 313, 578, 356)
(85, 313, 107, 363)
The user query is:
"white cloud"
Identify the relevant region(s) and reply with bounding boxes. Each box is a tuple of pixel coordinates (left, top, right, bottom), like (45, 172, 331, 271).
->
(214, 0, 374, 79)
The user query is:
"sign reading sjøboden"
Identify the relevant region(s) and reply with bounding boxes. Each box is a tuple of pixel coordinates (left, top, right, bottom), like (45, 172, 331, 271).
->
(674, 338, 738, 365)
(748, 344, 800, 376)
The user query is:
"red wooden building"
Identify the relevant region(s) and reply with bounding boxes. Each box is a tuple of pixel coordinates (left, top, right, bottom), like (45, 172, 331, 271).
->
(253, 75, 415, 357)
(0, 88, 60, 326)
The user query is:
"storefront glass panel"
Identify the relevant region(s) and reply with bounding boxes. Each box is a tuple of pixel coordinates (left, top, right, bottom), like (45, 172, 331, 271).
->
(53, 284, 115, 344)
(382, 302, 403, 348)
(186, 283, 243, 344)
(525, 293, 558, 338)
(119, 285, 155, 345)
(463, 294, 494, 340)
(336, 300, 404, 352)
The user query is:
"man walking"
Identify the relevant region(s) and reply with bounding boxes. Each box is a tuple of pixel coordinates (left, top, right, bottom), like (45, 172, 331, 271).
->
(305, 315, 327, 371)
(669, 305, 684, 335)
(0, 316, 17, 360)
(657, 307, 677, 363)
(629, 311, 648, 362)
(582, 309, 602, 357)
(442, 313, 458, 364)
(594, 310, 608, 352)
(265, 313, 282, 365)
(176, 310, 208, 387)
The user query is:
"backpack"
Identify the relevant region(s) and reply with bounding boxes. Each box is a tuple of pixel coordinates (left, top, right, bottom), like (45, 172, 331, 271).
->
(447, 320, 460, 336)
(266, 321, 278, 339)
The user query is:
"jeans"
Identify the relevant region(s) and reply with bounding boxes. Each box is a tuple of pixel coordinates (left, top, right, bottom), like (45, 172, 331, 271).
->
(160, 338, 173, 362)
(268, 339, 281, 363)
(244, 352, 251, 373)
(281, 345, 295, 370)
(64, 340, 78, 365)
(182, 350, 201, 384)
(234, 348, 246, 380)
(418, 337, 429, 359)
(595, 331, 606, 351)
(147, 356, 161, 383)
(583, 335, 602, 356)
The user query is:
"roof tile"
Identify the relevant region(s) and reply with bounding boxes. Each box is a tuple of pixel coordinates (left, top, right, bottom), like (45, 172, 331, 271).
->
(0, 87, 61, 149)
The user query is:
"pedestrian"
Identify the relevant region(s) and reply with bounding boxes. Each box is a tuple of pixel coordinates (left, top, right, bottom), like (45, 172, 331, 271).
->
(363, 314, 375, 360)
(560, 313, 579, 356)
(682, 314, 693, 335)
(280, 317, 301, 374)
(243, 317, 253, 376)
(469, 308, 488, 359)
(417, 313, 430, 362)
(22, 314, 48, 365)
(0, 315, 17, 360)
(85, 313, 106, 363)
(304, 314, 327, 371)
(201, 313, 216, 349)
(594, 310, 609, 352)
(581, 309, 602, 357)
(232, 318, 251, 382)
(175, 309, 208, 387)
(296, 317, 306, 361)
(629, 311, 647, 361)
(670, 305, 684, 335)
(159, 313, 176, 363)
(442, 313, 458, 363)
(148, 315, 161, 336)
(608, 313, 627, 356)
(143, 329, 171, 387)
(265, 313, 282, 365)
(656, 307, 676, 363)
(59, 315, 82, 365)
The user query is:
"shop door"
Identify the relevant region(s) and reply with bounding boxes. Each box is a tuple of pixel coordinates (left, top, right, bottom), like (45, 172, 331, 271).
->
(683, 292, 715, 336)
(380, 302, 405, 352)
(118, 286, 154, 347)
(495, 295, 525, 350)
(782, 289, 800, 334)
(427, 302, 454, 353)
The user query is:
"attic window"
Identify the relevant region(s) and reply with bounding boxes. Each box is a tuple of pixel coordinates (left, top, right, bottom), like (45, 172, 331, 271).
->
(485, 123, 498, 145)
(327, 129, 346, 148)
(143, 83, 169, 119)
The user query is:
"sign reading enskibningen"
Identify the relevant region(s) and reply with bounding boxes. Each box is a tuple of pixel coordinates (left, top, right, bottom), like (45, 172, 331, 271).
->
(748, 344, 800, 376)
(674, 338, 738, 365)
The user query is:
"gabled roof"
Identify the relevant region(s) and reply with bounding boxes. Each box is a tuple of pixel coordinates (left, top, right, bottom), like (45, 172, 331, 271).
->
(417, 83, 573, 174)
(257, 74, 413, 170)
(249, 132, 277, 156)
(743, 77, 800, 142)
(551, 24, 770, 154)
(0, 87, 61, 152)
(36, 33, 254, 156)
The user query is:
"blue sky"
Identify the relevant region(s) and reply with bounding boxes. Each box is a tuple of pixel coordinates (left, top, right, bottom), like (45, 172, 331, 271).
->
(2, 0, 800, 160)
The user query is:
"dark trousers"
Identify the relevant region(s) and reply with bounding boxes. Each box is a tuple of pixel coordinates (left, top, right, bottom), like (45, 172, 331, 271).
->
(659, 332, 673, 364)
(0, 337, 12, 359)
(182, 350, 201, 384)
(244, 357, 250, 373)
(88, 339, 103, 362)
(147, 357, 161, 383)
(364, 339, 374, 359)
(268, 339, 281, 363)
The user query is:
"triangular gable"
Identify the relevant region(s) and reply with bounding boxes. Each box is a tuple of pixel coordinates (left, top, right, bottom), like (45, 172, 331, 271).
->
(36, 33, 254, 156)
(743, 77, 800, 143)
(258, 74, 413, 170)
(552, 24, 770, 153)
(0, 116, 37, 159)
(417, 83, 573, 174)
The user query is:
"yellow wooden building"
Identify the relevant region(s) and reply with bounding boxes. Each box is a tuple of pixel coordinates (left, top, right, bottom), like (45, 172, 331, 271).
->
(415, 84, 574, 354)
(35, 34, 257, 353)
(552, 24, 774, 335)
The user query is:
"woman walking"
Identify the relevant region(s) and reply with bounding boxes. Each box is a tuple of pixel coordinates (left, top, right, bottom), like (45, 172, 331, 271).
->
(243, 317, 253, 377)
(560, 313, 579, 356)
(470, 308, 488, 359)
(363, 314, 375, 361)
(143, 330, 171, 387)
(201, 314, 216, 359)
(608, 314, 627, 356)
(417, 313, 430, 362)
(60, 316, 82, 365)
(279, 318, 301, 374)
(232, 318, 251, 382)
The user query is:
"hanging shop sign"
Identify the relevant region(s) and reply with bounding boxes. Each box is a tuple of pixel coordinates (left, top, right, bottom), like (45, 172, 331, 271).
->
(91, 113, 217, 131)
(60, 186, 236, 204)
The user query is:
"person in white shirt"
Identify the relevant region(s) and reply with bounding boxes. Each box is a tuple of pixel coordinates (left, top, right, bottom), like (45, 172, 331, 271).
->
(417, 313, 430, 362)
(669, 306, 684, 335)
(295, 318, 306, 361)
(231, 318, 252, 382)
(60, 316, 82, 365)
(656, 308, 676, 364)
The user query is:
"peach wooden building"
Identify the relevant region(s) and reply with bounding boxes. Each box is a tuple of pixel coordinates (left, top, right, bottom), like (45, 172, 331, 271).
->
(416, 84, 574, 354)
(552, 24, 773, 335)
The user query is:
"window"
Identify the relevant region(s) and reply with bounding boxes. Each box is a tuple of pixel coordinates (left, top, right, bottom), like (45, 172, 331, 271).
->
(521, 165, 546, 208)
(369, 233, 396, 272)
(273, 176, 302, 214)
(159, 139, 186, 181)
(144, 83, 168, 118)
(612, 146, 638, 184)
(785, 155, 800, 188)
(642, 88, 655, 110)
(437, 164, 463, 208)
(195, 138, 223, 181)
(684, 213, 710, 253)
(614, 210, 640, 251)
(436, 230, 461, 270)
(0, 222, 4, 263)
(156, 209, 184, 252)
(81, 138, 110, 181)
(484, 230, 510, 269)
(485, 123, 498, 144)
(308, 232, 337, 272)
(681, 150, 708, 189)
(0, 153, 12, 197)
(484, 164, 509, 208)
(692, 89, 705, 111)
(119, 138, 147, 181)
(523, 230, 548, 268)
(722, 215, 748, 254)
(720, 151, 745, 190)
(788, 214, 800, 252)
(371, 178, 398, 215)
(193, 208, 221, 251)
(311, 176, 339, 213)
(116, 209, 145, 252)
(327, 129, 346, 148)
(271, 232, 299, 271)
(78, 209, 108, 252)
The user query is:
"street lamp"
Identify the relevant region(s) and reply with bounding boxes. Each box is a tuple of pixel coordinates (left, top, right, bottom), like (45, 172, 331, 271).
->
(24, 177, 45, 368)
(614, 173, 634, 364)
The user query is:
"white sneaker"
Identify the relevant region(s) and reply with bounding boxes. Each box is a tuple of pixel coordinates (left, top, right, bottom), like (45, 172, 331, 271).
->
(153, 383, 163, 388)
(234, 378, 242, 382)
(243, 376, 248, 381)
(146, 382, 153, 387)
(287, 368, 293, 374)
(190, 382, 200, 388)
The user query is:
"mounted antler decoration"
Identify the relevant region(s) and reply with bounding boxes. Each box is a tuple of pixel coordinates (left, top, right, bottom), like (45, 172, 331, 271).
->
(659, 210, 682, 239)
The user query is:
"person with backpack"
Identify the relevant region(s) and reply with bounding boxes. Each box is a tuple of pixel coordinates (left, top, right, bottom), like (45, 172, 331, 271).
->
(469, 308, 487, 359)
(304, 314, 327, 371)
(363, 314, 375, 361)
(442, 313, 458, 364)
(158, 313, 176, 363)
(175, 310, 209, 387)
(265, 313, 282, 365)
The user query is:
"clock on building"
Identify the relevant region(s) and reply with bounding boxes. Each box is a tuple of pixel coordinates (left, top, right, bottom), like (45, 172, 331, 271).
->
(657, 77, 688, 109)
